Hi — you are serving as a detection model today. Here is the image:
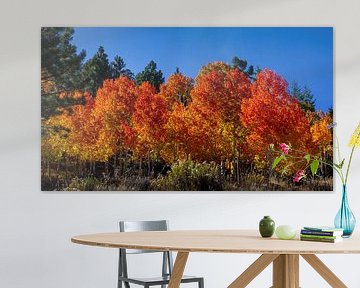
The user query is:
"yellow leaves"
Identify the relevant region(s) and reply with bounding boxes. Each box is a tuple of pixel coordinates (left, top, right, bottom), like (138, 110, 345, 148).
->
(42, 120, 72, 161)
(349, 122, 360, 148)
(253, 155, 267, 170)
(310, 114, 332, 154)
(196, 61, 231, 80)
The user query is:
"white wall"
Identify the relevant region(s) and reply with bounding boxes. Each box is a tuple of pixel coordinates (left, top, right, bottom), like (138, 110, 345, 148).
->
(1, 0, 360, 287)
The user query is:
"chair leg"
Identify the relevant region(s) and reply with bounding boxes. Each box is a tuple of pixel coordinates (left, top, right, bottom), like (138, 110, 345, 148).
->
(161, 252, 168, 288)
(198, 278, 204, 288)
(118, 249, 123, 288)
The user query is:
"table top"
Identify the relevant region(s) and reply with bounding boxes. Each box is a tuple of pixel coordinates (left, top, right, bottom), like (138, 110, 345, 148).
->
(71, 230, 360, 254)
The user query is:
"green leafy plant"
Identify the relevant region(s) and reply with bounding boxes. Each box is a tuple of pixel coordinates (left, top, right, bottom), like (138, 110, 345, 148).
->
(151, 159, 223, 191)
(271, 122, 360, 185)
(65, 176, 102, 191)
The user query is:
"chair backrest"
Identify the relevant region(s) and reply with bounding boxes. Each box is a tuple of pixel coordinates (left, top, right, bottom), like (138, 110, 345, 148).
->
(120, 220, 168, 232)
(119, 220, 169, 254)
(118, 220, 173, 283)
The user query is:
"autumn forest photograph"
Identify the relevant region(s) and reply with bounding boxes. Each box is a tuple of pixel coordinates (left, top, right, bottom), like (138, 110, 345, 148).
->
(41, 27, 334, 191)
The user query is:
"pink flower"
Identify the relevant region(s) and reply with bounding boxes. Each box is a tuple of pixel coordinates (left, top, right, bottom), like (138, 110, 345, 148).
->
(293, 170, 305, 183)
(280, 143, 290, 155)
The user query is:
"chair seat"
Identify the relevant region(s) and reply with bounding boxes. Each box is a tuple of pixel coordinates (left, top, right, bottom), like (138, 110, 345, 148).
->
(119, 275, 203, 286)
(118, 221, 204, 288)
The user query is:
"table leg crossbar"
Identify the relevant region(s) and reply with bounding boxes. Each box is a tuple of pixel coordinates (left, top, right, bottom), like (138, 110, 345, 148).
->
(167, 252, 348, 288)
(226, 254, 348, 288)
(301, 254, 347, 288)
(228, 254, 280, 288)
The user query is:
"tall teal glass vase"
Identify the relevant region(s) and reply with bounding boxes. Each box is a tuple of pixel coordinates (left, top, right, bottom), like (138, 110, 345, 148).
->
(334, 185, 356, 237)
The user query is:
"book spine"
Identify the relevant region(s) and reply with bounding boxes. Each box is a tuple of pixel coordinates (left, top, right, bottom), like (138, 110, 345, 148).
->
(300, 234, 338, 240)
(301, 230, 336, 236)
(300, 237, 337, 243)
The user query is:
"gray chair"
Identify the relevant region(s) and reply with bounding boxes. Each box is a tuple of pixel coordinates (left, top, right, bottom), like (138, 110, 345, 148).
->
(118, 220, 204, 288)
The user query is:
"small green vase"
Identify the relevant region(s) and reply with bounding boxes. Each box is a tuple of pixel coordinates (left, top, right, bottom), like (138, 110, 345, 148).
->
(259, 216, 275, 237)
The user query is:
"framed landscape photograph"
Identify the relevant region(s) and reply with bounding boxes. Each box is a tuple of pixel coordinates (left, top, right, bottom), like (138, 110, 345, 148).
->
(41, 27, 333, 191)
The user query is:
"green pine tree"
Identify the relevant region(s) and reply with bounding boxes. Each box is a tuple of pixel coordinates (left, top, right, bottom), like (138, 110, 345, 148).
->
(289, 81, 316, 112)
(41, 27, 86, 118)
(81, 46, 112, 96)
(231, 56, 257, 80)
(135, 60, 164, 92)
(111, 55, 134, 80)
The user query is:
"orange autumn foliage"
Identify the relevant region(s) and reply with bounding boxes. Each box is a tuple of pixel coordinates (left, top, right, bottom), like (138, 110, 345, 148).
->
(92, 76, 138, 161)
(161, 103, 191, 163)
(311, 113, 332, 154)
(67, 92, 99, 161)
(168, 65, 252, 162)
(192, 66, 251, 123)
(241, 69, 314, 165)
(58, 90, 84, 100)
(42, 62, 333, 179)
(159, 73, 193, 108)
(132, 82, 170, 159)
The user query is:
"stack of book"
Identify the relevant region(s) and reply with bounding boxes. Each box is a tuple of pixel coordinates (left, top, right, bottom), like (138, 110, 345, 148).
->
(300, 226, 344, 243)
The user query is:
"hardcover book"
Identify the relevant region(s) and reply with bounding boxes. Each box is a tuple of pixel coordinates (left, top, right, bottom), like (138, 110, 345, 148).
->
(301, 229, 343, 237)
(300, 236, 343, 243)
(300, 234, 341, 240)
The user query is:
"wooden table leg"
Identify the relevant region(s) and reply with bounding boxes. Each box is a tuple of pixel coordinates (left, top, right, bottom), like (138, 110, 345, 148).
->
(301, 254, 347, 288)
(228, 254, 279, 288)
(168, 252, 189, 288)
(272, 254, 299, 288)
(288, 255, 299, 287)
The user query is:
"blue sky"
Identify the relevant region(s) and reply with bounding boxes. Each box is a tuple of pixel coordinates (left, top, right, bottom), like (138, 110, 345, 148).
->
(73, 27, 333, 111)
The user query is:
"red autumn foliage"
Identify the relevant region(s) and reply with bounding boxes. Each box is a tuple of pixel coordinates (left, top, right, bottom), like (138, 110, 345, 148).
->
(132, 82, 170, 159)
(43, 63, 331, 178)
(241, 69, 314, 162)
